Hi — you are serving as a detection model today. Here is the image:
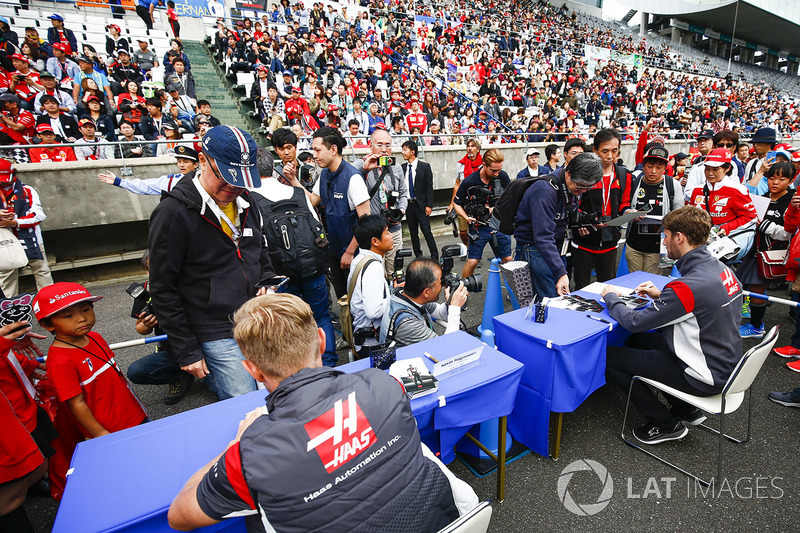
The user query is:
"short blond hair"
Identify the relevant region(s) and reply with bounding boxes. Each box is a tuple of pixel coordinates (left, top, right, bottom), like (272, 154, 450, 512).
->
(233, 294, 319, 380)
(483, 148, 504, 165)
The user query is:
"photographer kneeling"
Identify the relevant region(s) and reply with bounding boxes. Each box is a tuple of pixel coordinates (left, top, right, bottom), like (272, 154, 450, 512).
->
(379, 259, 468, 346)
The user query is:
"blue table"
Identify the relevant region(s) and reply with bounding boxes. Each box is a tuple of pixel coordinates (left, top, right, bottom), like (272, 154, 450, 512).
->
(53, 331, 523, 533)
(493, 272, 671, 458)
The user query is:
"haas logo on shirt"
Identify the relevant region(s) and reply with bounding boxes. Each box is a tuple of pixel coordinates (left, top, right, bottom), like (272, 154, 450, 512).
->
(720, 267, 740, 297)
(305, 391, 377, 473)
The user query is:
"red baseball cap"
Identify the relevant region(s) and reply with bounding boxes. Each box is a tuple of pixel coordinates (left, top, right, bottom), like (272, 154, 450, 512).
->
(33, 282, 102, 321)
(0, 159, 13, 183)
(36, 123, 54, 134)
(78, 118, 96, 127)
(328, 103, 339, 111)
(106, 24, 121, 33)
(10, 53, 28, 64)
(704, 148, 732, 167)
(52, 42, 68, 53)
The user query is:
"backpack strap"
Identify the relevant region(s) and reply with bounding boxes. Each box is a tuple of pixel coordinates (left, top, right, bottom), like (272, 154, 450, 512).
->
(347, 257, 378, 303)
(383, 307, 417, 343)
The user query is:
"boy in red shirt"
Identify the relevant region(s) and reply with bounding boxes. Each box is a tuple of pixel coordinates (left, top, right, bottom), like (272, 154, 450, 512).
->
(29, 123, 77, 163)
(37, 282, 147, 441)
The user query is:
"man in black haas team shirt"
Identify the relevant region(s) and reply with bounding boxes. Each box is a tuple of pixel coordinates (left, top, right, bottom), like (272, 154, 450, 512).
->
(168, 294, 478, 533)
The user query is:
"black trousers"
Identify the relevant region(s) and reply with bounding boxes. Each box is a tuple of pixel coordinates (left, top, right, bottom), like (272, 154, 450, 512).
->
(406, 199, 438, 259)
(329, 253, 348, 300)
(136, 5, 154, 30)
(571, 246, 618, 289)
(606, 332, 717, 426)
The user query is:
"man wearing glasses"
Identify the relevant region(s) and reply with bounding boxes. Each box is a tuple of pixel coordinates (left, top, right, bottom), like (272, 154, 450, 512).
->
(148, 126, 277, 401)
(683, 129, 742, 200)
(513, 153, 603, 298)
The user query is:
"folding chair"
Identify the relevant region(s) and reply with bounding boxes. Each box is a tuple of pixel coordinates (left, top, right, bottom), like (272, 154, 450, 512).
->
(621, 325, 779, 487)
(436, 501, 493, 533)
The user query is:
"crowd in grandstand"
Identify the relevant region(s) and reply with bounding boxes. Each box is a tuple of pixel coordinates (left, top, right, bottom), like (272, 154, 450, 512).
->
(0, 10, 211, 163)
(204, 0, 800, 147)
(0, 0, 793, 163)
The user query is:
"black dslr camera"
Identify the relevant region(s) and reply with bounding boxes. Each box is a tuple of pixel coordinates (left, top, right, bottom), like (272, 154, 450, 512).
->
(297, 152, 318, 192)
(392, 248, 413, 284)
(126, 282, 153, 319)
(439, 244, 482, 294)
(382, 190, 404, 225)
(568, 210, 602, 229)
(443, 208, 460, 237)
(463, 185, 495, 225)
(463, 178, 504, 240)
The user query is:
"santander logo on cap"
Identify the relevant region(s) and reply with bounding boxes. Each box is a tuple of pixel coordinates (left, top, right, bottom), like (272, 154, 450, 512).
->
(704, 148, 732, 167)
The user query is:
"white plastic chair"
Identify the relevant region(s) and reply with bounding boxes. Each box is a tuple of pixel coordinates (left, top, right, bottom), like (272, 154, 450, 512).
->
(436, 501, 493, 533)
(621, 325, 779, 487)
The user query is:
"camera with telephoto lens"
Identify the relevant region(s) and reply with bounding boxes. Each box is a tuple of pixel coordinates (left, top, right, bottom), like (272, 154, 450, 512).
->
(439, 244, 483, 293)
(392, 248, 412, 284)
(126, 282, 153, 318)
(382, 190, 404, 224)
(464, 177, 503, 225)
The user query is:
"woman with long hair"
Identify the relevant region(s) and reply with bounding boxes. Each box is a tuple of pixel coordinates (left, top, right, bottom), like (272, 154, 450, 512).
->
(116, 80, 148, 130)
(78, 78, 113, 115)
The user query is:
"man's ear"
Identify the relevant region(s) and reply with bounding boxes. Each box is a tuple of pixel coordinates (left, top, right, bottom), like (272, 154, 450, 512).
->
(315, 327, 325, 367)
(241, 359, 267, 382)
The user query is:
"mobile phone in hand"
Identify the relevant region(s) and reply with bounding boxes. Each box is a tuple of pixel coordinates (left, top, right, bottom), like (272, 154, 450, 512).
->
(256, 276, 289, 291)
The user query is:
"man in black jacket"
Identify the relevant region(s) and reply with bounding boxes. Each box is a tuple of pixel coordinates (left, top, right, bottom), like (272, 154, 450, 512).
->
(108, 49, 143, 96)
(401, 140, 438, 260)
(148, 126, 276, 401)
(571, 128, 633, 289)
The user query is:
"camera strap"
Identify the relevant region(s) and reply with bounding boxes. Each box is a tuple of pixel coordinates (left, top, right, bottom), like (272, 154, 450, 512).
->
(367, 165, 391, 200)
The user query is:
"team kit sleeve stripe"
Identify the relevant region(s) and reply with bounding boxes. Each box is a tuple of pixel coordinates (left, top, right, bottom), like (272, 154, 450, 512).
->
(665, 280, 695, 314)
(224, 442, 257, 510)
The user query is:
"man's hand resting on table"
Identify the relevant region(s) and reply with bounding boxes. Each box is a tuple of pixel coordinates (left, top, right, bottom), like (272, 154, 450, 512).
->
(556, 274, 570, 295)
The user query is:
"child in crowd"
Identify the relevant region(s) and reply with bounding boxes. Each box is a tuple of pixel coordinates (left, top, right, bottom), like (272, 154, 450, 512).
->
(37, 282, 147, 442)
(166, 1, 180, 38)
(192, 99, 220, 129)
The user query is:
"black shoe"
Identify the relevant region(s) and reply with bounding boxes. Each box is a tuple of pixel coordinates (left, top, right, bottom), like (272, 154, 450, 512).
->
(633, 420, 688, 445)
(163, 373, 193, 405)
(669, 405, 707, 427)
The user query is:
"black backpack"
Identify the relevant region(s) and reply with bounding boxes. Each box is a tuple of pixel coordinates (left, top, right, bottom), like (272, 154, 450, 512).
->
(494, 171, 561, 236)
(251, 187, 330, 280)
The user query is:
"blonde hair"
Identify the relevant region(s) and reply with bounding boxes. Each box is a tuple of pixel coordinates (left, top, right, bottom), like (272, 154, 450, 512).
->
(483, 148, 504, 165)
(233, 294, 320, 380)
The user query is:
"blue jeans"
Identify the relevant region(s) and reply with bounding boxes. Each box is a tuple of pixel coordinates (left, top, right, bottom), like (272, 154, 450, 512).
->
(200, 338, 257, 400)
(282, 275, 338, 366)
(516, 245, 565, 299)
(468, 225, 511, 260)
(127, 349, 182, 385)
